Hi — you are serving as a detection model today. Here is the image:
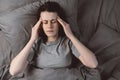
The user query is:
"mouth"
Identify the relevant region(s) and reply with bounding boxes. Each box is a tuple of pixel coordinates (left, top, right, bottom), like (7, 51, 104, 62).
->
(47, 30, 54, 32)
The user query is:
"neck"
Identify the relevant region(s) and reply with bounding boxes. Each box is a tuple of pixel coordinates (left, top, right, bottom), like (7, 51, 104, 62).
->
(47, 36, 58, 42)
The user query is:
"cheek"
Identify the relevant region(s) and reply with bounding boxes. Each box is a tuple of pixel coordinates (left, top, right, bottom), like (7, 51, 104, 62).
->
(54, 24, 59, 31)
(42, 25, 46, 32)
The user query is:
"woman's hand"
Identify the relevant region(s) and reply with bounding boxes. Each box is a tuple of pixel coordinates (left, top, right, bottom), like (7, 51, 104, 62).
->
(57, 16, 98, 68)
(30, 18, 42, 41)
(57, 16, 74, 39)
(9, 18, 42, 76)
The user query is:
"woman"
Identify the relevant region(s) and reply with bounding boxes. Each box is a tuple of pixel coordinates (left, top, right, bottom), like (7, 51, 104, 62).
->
(9, 1, 98, 80)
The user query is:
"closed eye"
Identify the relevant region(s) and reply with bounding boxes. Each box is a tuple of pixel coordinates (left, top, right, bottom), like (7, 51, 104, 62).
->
(51, 19, 57, 23)
(42, 20, 48, 24)
(42, 19, 57, 24)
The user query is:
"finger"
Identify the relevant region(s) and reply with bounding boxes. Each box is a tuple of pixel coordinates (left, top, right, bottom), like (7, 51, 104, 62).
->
(57, 16, 66, 27)
(34, 18, 42, 29)
(39, 17, 42, 22)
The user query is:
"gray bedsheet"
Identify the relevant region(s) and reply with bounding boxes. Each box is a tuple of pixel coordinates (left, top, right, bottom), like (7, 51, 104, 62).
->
(0, 0, 120, 80)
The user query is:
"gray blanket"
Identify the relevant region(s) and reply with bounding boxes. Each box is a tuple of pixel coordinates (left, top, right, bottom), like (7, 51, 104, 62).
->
(0, 0, 120, 80)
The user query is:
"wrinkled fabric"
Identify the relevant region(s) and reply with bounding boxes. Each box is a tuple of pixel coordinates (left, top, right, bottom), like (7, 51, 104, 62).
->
(0, 0, 120, 80)
(24, 66, 84, 80)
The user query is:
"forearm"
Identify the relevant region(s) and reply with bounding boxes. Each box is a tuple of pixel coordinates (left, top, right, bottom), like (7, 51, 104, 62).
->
(9, 39, 35, 76)
(69, 35, 98, 68)
(57, 17, 98, 68)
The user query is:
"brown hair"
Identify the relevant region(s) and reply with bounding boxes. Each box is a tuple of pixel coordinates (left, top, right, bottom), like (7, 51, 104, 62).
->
(37, 1, 67, 42)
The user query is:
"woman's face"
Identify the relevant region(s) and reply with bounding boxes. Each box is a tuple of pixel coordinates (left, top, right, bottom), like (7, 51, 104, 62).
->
(40, 11, 60, 38)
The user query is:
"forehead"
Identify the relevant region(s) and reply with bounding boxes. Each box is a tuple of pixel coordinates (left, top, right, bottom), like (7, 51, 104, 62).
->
(41, 11, 58, 20)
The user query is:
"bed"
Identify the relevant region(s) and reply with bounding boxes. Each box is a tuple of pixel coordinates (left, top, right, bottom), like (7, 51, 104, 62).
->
(0, 0, 120, 80)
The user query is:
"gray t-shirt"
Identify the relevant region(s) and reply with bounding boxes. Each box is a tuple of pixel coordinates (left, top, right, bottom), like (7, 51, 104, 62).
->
(28, 37, 80, 68)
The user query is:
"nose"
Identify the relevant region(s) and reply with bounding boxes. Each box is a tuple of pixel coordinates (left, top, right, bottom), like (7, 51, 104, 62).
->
(48, 21, 52, 28)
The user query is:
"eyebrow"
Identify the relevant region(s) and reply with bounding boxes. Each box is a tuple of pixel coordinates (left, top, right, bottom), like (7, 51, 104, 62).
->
(42, 19, 57, 21)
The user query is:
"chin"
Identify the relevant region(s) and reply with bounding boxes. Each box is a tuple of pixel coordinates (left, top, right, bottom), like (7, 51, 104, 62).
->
(47, 34, 58, 37)
(47, 34, 55, 37)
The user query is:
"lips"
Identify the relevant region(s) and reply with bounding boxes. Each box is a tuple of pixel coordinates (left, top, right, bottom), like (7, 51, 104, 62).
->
(47, 30, 54, 32)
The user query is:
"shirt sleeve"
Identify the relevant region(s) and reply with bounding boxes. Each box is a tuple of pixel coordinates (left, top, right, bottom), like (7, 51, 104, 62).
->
(69, 40, 80, 59)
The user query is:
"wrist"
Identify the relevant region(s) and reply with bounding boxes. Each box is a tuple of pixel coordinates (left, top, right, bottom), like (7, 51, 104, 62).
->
(68, 34, 75, 40)
(29, 38, 36, 43)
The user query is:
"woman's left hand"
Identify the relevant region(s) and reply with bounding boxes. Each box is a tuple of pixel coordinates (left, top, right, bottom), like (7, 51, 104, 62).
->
(57, 17, 98, 68)
(57, 16, 74, 39)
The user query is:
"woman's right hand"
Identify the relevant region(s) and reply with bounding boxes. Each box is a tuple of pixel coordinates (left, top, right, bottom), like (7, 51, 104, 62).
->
(30, 18, 42, 42)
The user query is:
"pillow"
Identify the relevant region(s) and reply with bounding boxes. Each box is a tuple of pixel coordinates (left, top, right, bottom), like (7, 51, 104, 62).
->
(0, 1, 40, 57)
(0, 0, 38, 15)
(0, 31, 11, 80)
(88, 23, 120, 64)
(0, 31, 11, 66)
(77, 0, 103, 43)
